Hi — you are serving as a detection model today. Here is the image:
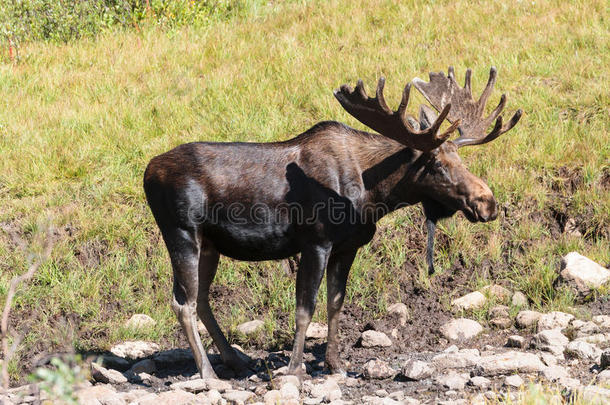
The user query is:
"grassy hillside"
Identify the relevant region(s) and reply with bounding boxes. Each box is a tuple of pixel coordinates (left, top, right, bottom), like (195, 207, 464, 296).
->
(0, 0, 608, 384)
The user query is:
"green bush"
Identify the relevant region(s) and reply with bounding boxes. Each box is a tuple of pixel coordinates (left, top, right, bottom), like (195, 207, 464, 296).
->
(0, 0, 260, 46)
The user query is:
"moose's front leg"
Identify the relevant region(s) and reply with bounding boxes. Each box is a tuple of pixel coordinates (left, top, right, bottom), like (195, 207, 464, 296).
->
(325, 248, 357, 374)
(287, 243, 331, 376)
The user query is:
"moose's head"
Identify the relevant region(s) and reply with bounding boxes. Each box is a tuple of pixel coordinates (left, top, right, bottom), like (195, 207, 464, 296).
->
(334, 66, 522, 273)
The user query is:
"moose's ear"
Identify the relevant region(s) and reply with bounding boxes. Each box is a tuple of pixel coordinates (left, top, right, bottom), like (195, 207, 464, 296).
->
(419, 105, 438, 131)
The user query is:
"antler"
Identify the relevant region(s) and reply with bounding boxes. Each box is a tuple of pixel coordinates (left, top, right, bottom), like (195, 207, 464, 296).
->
(412, 66, 522, 148)
(334, 78, 460, 152)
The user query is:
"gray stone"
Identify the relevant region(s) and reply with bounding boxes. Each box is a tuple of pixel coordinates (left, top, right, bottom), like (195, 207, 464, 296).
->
(468, 376, 491, 389)
(75, 385, 120, 405)
(207, 389, 224, 405)
(432, 349, 480, 369)
(451, 291, 486, 311)
(481, 284, 512, 302)
(110, 341, 159, 360)
(542, 365, 569, 382)
(264, 390, 281, 404)
(223, 390, 255, 404)
(511, 291, 528, 307)
(575, 333, 610, 345)
(573, 320, 601, 337)
(490, 317, 512, 329)
(306, 322, 327, 339)
(197, 320, 209, 336)
(309, 378, 341, 402)
(439, 318, 483, 341)
(172, 377, 232, 393)
(504, 374, 524, 388)
(531, 328, 569, 356)
(537, 311, 574, 331)
(489, 305, 510, 319)
(124, 314, 156, 330)
(593, 315, 610, 329)
(129, 358, 156, 375)
(236, 319, 264, 336)
(435, 372, 468, 390)
(565, 340, 602, 360)
(539, 352, 558, 366)
(361, 330, 392, 347)
(387, 303, 409, 325)
(362, 359, 397, 379)
(515, 310, 541, 329)
(473, 351, 545, 376)
(560, 252, 610, 298)
(401, 359, 434, 380)
(506, 335, 525, 348)
(90, 363, 127, 384)
(280, 382, 300, 400)
(597, 369, 610, 384)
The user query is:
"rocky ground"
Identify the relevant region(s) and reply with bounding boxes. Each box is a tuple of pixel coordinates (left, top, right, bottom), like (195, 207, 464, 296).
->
(2, 252, 609, 404)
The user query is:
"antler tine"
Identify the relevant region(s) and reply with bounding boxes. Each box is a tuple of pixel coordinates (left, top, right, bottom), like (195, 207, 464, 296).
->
(477, 66, 497, 115)
(464, 68, 472, 95)
(334, 77, 457, 151)
(412, 66, 522, 148)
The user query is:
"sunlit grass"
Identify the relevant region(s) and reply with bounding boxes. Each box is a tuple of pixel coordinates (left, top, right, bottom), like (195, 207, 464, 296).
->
(0, 0, 608, 384)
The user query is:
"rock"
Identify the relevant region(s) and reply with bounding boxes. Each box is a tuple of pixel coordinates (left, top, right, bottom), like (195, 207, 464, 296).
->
(306, 322, 327, 339)
(580, 386, 610, 404)
(264, 390, 281, 404)
(276, 375, 300, 388)
(597, 369, 610, 384)
(565, 340, 602, 360)
(401, 359, 434, 380)
(473, 351, 545, 376)
(435, 372, 468, 390)
(539, 352, 558, 366)
(575, 333, 610, 345)
(361, 330, 392, 347)
(572, 320, 601, 337)
(504, 374, 524, 388)
(542, 365, 569, 382)
(490, 317, 512, 329)
(601, 351, 610, 369)
(90, 363, 127, 384)
(559, 252, 610, 298)
(432, 349, 480, 369)
(387, 303, 409, 325)
(75, 385, 120, 405)
(309, 379, 341, 402)
(280, 382, 300, 400)
(363, 359, 397, 379)
(207, 389, 224, 405)
(223, 390, 255, 404)
(593, 315, 610, 329)
(451, 291, 486, 311)
(506, 335, 525, 348)
(511, 291, 528, 307)
(481, 285, 511, 302)
(531, 328, 569, 356)
(468, 376, 491, 389)
(110, 341, 160, 360)
(129, 358, 156, 375)
(153, 348, 193, 365)
(159, 389, 198, 404)
(489, 305, 510, 319)
(172, 377, 232, 393)
(439, 318, 483, 341)
(236, 320, 264, 336)
(125, 314, 156, 330)
(97, 354, 131, 371)
(516, 310, 542, 329)
(537, 311, 574, 331)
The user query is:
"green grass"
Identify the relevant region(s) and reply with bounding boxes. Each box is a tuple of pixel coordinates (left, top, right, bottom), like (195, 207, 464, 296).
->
(0, 0, 608, 386)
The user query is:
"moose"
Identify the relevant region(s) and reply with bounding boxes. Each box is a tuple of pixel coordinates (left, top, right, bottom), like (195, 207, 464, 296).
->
(143, 66, 521, 378)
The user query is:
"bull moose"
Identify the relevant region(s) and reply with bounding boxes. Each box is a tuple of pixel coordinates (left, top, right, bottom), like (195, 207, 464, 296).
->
(143, 66, 522, 378)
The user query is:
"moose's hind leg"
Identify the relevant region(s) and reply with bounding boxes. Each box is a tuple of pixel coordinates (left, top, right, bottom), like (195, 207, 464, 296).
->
(164, 227, 217, 379)
(196, 241, 250, 374)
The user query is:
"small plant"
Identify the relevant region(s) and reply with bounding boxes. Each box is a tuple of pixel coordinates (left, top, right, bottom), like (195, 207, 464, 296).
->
(29, 356, 86, 405)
